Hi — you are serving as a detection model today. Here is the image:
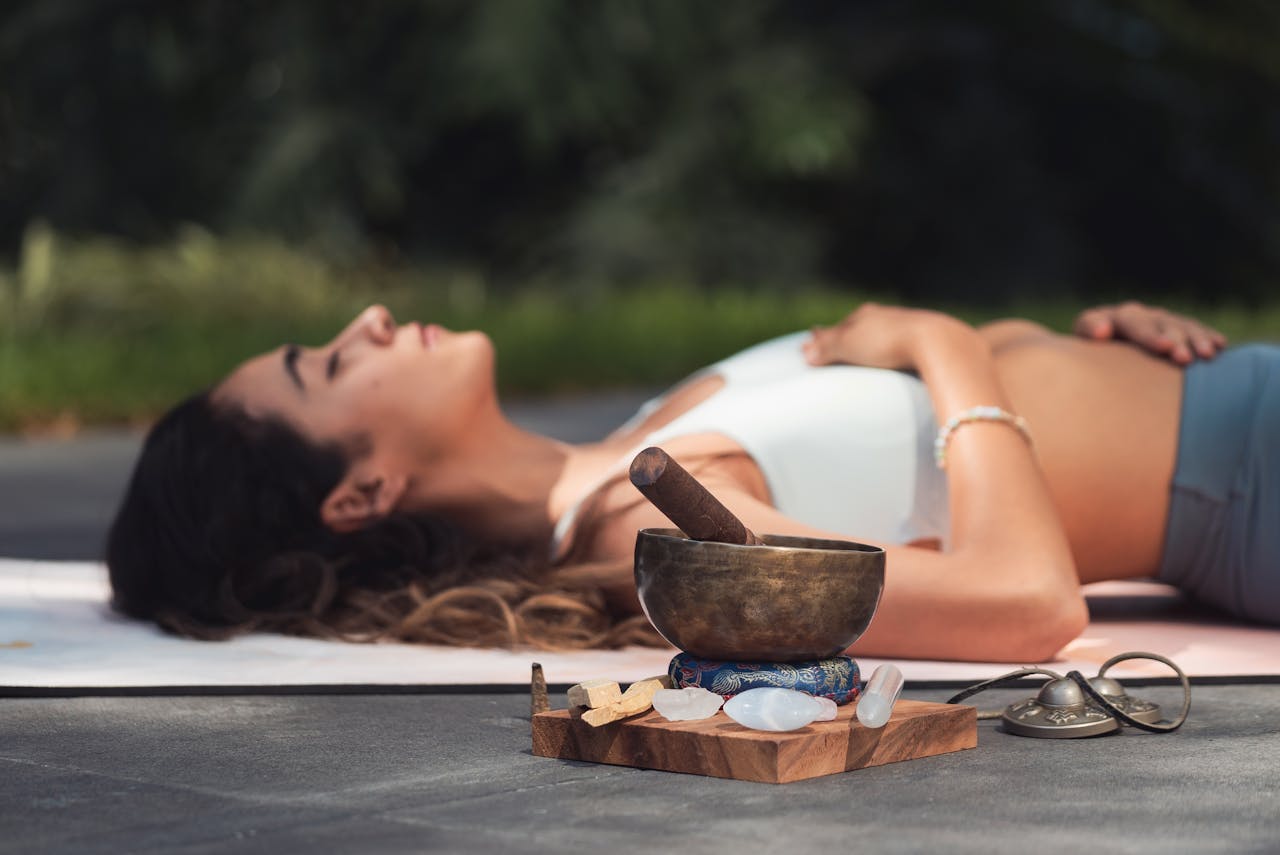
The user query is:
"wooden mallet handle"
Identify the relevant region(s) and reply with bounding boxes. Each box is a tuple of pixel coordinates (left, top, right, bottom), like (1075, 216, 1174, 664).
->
(628, 446, 763, 546)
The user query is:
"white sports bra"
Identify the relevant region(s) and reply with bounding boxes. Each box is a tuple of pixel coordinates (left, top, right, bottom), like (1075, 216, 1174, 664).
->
(550, 332, 949, 559)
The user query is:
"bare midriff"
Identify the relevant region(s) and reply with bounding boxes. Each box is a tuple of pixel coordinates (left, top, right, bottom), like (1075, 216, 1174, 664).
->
(991, 332, 1182, 581)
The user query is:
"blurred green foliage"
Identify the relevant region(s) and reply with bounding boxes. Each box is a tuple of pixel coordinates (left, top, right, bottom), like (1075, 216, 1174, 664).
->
(3, 2, 1280, 428)
(4, 1, 1280, 302)
(1, 230, 1276, 431)
(0, 228, 854, 428)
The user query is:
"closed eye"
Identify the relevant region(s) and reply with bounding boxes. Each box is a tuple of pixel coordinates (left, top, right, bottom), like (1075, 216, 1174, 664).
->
(326, 350, 340, 381)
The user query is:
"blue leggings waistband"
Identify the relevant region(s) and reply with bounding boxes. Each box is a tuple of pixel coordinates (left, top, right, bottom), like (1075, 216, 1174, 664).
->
(1158, 344, 1280, 623)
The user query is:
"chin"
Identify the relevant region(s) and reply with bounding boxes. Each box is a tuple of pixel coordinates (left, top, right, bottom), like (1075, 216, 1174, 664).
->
(453, 329, 496, 371)
(458, 328, 494, 350)
(445, 330, 499, 404)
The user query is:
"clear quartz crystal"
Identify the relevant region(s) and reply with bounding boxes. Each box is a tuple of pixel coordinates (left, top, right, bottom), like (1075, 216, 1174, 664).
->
(652, 687, 725, 721)
(855, 664, 904, 729)
(723, 688, 832, 732)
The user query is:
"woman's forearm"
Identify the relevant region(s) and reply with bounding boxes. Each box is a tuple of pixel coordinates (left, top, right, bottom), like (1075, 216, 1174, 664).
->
(796, 305, 1090, 657)
(911, 315, 1077, 583)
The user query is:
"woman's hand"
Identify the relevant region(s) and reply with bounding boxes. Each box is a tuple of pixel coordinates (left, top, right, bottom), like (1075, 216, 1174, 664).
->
(803, 303, 964, 370)
(1073, 301, 1227, 364)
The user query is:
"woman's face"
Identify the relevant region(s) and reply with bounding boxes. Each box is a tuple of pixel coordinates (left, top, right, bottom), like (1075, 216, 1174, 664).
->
(216, 305, 496, 462)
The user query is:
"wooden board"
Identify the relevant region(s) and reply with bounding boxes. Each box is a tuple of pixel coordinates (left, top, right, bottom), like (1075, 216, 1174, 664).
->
(532, 698, 976, 784)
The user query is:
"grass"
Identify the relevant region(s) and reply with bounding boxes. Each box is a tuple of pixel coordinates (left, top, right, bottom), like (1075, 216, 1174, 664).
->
(2, 225, 1278, 432)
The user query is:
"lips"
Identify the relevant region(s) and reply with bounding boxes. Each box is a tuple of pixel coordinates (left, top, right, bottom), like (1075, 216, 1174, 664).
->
(420, 323, 442, 349)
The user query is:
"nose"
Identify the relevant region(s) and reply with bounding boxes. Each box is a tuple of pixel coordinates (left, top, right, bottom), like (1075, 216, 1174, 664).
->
(358, 305, 396, 343)
(333, 305, 396, 348)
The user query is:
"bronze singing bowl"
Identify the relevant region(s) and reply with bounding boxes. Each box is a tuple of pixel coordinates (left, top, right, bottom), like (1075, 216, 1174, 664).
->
(633, 528, 885, 662)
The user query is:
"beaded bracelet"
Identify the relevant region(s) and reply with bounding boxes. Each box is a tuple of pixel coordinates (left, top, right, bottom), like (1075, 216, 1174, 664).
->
(934, 405, 1033, 469)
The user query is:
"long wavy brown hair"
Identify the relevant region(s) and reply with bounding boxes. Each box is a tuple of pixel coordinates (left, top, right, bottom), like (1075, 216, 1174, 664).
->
(107, 392, 664, 650)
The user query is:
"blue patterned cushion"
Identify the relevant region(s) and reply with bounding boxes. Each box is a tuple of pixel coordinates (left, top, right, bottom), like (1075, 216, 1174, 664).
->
(668, 652, 863, 705)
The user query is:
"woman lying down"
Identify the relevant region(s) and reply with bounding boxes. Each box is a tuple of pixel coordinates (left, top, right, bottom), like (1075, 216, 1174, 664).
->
(107, 300, 1279, 661)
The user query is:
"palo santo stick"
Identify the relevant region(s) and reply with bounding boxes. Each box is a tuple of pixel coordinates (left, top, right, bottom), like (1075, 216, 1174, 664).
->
(580, 705, 627, 727)
(579, 675, 675, 727)
(567, 679, 622, 710)
(616, 675, 673, 715)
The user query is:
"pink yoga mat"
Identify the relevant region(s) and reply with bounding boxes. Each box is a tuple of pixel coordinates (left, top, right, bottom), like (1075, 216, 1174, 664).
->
(1, 561, 1275, 690)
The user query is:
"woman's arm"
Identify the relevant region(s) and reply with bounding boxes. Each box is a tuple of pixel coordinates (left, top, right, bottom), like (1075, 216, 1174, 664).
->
(790, 305, 1087, 661)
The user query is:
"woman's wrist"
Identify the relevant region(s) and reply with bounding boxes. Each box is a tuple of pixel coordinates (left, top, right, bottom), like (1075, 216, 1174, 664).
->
(908, 315, 1013, 430)
(934, 406, 1033, 469)
(907, 313, 989, 371)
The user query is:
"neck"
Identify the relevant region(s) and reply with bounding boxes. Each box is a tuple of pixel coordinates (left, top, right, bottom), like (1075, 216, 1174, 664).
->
(403, 406, 629, 552)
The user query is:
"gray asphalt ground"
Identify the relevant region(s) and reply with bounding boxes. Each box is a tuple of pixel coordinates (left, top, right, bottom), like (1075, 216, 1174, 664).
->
(5, 686, 1278, 855)
(3, 393, 1279, 854)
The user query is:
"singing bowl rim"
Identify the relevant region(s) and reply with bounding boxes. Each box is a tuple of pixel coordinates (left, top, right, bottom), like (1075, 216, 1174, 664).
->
(638, 527, 886, 557)
(633, 527, 886, 661)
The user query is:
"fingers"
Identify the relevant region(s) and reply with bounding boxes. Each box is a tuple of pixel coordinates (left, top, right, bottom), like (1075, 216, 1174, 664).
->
(1120, 306, 1227, 364)
(803, 325, 835, 365)
(1114, 306, 1186, 363)
(1076, 301, 1229, 364)
(1072, 308, 1115, 341)
(1158, 317, 1212, 365)
(804, 306, 868, 365)
(1186, 321, 1228, 359)
(1161, 329, 1194, 365)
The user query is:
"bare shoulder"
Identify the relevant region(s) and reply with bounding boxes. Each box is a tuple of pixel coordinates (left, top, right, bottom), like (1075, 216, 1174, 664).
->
(580, 443, 769, 563)
(587, 486, 677, 562)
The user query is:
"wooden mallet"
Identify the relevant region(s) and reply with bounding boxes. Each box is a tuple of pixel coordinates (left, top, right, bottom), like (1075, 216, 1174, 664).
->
(628, 446, 764, 546)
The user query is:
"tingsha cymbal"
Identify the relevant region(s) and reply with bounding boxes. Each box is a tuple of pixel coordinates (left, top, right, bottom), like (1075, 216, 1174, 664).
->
(1001, 677, 1119, 738)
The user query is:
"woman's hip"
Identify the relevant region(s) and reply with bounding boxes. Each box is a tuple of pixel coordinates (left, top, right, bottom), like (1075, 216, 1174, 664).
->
(1158, 344, 1280, 623)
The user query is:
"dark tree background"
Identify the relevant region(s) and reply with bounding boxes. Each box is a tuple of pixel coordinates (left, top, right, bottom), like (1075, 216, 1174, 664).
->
(3, 0, 1279, 303)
